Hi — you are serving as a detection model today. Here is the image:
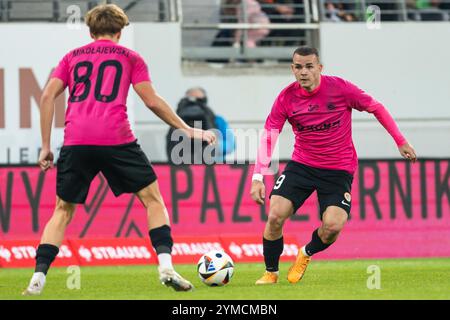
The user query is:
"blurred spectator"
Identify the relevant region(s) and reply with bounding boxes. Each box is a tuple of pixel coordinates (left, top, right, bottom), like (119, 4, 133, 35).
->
(368, 1, 402, 21)
(407, 0, 441, 9)
(212, 0, 240, 47)
(439, 0, 450, 10)
(166, 87, 235, 164)
(233, 0, 270, 48)
(213, 0, 270, 48)
(258, 0, 299, 46)
(325, 2, 342, 21)
(408, 0, 447, 20)
(324, 2, 358, 21)
(259, 0, 296, 23)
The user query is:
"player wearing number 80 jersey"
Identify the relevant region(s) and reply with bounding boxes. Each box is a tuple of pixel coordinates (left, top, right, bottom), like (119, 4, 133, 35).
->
(23, 4, 217, 296)
(53, 37, 147, 145)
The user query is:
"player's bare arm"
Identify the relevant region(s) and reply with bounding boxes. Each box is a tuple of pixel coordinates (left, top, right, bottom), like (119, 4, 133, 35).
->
(38, 78, 65, 172)
(133, 81, 216, 145)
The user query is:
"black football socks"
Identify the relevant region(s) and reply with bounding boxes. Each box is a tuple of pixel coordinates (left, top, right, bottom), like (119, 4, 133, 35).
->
(149, 224, 175, 270)
(263, 237, 284, 272)
(35, 244, 59, 275)
(304, 228, 333, 256)
(149, 224, 174, 255)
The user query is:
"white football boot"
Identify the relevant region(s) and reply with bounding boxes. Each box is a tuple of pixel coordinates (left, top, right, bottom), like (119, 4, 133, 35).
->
(158, 267, 194, 292)
(22, 272, 46, 296)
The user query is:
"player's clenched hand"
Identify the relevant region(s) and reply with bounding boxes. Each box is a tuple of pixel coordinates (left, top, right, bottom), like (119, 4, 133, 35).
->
(190, 128, 217, 145)
(398, 142, 417, 163)
(202, 130, 217, 145)
(38, 149, 54, 172)
(250, 180, 265, 205)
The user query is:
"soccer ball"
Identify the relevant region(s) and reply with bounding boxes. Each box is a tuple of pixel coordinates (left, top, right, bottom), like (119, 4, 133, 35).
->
(197, 250, 234, 287)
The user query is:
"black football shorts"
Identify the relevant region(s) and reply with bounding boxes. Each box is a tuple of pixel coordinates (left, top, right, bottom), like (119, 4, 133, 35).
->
(270, 160, 354, 219)
(56, 140, 157, 203)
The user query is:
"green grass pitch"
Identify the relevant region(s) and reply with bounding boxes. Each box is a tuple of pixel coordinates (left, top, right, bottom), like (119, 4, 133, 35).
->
(1, 258, 449, 300)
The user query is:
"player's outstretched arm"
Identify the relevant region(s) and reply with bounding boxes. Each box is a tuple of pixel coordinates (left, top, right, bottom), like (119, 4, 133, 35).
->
(345, 80, 417, 164)
(133, 81, 216, 145)
(38, 78, 65, 171)
(370, 106, 418, 163)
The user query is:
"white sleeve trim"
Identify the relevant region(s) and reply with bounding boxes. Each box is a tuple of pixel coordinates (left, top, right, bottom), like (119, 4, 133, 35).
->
(252, 173, 264, 182)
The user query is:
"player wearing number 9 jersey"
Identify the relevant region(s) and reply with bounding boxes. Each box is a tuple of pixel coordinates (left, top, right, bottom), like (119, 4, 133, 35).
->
(251, 47, 417, 285)
(23, 4, 216, 296)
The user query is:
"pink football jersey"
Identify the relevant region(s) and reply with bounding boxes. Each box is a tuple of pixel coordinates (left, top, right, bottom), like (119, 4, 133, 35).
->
(52, 39, 151, 146)
(255, 75, 406, 175)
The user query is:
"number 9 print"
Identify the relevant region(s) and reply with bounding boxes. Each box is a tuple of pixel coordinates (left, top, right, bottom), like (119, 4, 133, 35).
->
(273, 175, 286, 190)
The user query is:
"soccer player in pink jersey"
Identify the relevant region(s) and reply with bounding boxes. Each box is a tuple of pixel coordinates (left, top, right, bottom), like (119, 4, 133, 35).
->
(23, 4, 215, 295)
(251, 47, 417, 285)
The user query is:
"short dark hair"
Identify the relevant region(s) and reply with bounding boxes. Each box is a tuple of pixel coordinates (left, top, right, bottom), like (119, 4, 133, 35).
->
(293, 46, 320, 61)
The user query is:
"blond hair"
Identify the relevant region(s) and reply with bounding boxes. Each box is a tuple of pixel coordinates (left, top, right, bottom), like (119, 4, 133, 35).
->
(85, 4, 129, 37)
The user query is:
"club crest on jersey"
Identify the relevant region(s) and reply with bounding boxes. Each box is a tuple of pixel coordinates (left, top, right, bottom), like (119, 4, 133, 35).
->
(344, 192, 351, 202)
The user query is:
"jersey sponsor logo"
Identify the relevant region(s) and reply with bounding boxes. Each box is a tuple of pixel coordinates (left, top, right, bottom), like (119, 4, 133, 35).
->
(296, 120, 341, 133)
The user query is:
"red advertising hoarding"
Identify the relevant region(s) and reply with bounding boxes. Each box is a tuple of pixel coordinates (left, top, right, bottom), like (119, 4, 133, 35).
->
(68, 238, 157, 266)
(0, 160, 449, 263)
(171, 235, 224, 264)
(0, 239, 78, 268)
(220, 235, 300, 263)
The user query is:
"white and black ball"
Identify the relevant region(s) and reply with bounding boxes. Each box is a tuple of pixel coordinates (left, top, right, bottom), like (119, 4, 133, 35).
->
(197, 250, 234, 287)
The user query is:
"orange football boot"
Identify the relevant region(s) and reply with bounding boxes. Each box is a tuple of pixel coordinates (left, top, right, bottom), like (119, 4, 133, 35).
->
(287, 249, 311, 283)
(255, 271, 279, 285)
